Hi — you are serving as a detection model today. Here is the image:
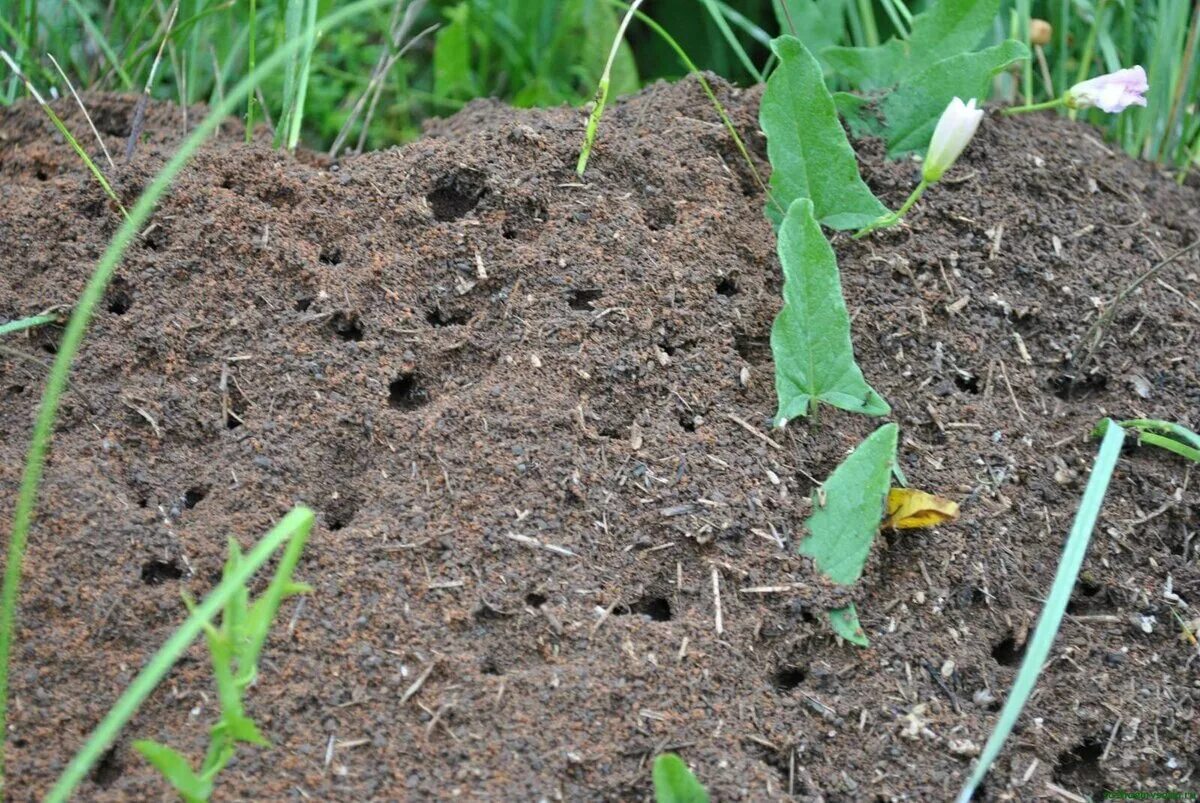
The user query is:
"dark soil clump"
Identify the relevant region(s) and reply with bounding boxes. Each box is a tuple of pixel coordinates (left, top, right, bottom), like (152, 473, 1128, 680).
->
(1, 80, 1198, 800)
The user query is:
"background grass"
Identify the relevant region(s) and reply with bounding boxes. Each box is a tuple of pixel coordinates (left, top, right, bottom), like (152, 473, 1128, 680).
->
(0, 0, 1195, 170)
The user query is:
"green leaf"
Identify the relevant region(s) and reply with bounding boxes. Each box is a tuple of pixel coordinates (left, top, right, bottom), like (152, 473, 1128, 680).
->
(652, 753, 710, 803)
(799, 423, 898, 585)
(224, 711, 270, 747)
(828, 603, 869, 646)
(760, 36, 888, 231)
(957, 421, 1125, 802)
(824, 0, 1001, 88)
(1097, 418, 1200, 464)
(433, 3, 474, 101)
(832, 91, 885, 140)
(881, 41, 1029, 156)
(771, 199, 890, 421)
(772, 0, 848, 61)
(134, 741, 213, 803)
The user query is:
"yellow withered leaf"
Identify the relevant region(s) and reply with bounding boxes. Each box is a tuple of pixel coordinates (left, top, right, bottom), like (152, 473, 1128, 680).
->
(884, 488, 960, 530)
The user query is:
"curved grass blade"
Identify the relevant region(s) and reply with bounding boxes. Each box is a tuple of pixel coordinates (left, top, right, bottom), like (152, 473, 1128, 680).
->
(1096, 418, 1200, 464)
(760, 36, 887, 230)
(700, 0, 763, 82)
(0, 0, 390, 789)
(46, 508, 315, 802)
(772, 199, 890, 422)
(957, 421, 1125, 802)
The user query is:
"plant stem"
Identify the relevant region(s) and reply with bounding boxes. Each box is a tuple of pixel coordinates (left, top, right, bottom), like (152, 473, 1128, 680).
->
(576, 0, 644, 176)
(1001, 96, 1067, 115)
(852, 179, 928, 239)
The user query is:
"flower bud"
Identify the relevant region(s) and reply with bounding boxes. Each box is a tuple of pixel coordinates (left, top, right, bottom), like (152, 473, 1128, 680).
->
(922, 97, 984, 183)
(1065, 66, 1148, 113)
(1029, 19, 1052, 47)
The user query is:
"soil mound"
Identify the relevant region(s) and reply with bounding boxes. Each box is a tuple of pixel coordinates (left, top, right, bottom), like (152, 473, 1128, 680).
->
(1, 78, 1198, 800)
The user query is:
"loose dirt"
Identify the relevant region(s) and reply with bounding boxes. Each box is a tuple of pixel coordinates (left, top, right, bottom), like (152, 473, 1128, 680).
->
(1, 81, 1198, 801)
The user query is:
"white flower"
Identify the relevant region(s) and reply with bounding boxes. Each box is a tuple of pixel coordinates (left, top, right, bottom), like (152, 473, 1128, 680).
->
(922, 97, 984, 183)
(1066, 66, 1148, 113)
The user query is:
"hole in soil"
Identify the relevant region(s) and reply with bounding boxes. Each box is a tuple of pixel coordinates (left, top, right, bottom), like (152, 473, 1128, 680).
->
(1053, 737, 1105, 793)
(225, 384, 247, 429)
(991, 633, 1027, 666)
(388, 372, 429, 411)
(105, 278, 133, 315)
(954, 372, 980, 394)
(677, 411, 697, 432)
(90, 745, 123, 787)
(330, 311, 364, 341)
(141, 558, 184, 586)
(427, 170, 486, 221)
(772, 665, 807, 691)
(734, 334, 771, 365)
(645, 203, 676, 231)
(35, 168, 49, 181)
(319, 245, 343, 266)
(568, 288, 602, 311)
(525, 592, 548, 608)
(324, 497, 358, 532)
(426, 306, 469, 327)
(480, 657, 503, 676)
(295, 297, 313, 312)
(715, 276, 739, 296)
(1051, 371, 1108, 400)
(183, 486, 208, 509)
(616, 595, 672, 622)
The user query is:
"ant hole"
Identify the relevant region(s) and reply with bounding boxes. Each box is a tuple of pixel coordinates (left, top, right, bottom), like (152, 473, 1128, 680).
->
(295, 298, 313, 312)
(141, 558, 185, 586)
(183, 486, 208, 509)
(330, 311, 364, 341)
(105, 278, 133, 315)
(90, 745, 123, 787)
(525, 592, 548, 608)
(991, 633, 1027, 666)
(715, 276, 739, 296)
(568, 288, 602, 311)
(615, 595, 672, 622)
(388, 372, 429, 411)
(319, 246, 343, 266)
(772, 665, 807, 691)
(954, 372, 980, 394)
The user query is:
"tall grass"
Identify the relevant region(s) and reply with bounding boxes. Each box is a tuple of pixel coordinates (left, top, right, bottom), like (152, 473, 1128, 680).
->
(0, 0, 389, 790)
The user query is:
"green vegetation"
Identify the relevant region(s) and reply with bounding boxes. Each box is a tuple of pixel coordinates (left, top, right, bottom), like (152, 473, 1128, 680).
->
(959, 421, 1125, 800)
(1096, 418, 1200, 464)
(652, 753, 710, 803)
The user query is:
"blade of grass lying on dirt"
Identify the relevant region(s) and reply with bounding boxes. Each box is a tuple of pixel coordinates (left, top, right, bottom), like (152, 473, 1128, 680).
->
(46, 508, 315, 803)
(0, 313, 58, 338)
(957, 420, 1125, 802)
(759, 36, 887, 230)
(823, 0, 1001, 89)
(771, 199, 890, 421)
(799, 422, 898, 584)
(0, 0, 390, 789)
(1096, 418, 1200, 463)
(652, 753, 710, 803)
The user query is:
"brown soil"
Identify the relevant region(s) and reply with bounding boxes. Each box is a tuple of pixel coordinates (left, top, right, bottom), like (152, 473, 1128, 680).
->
(1, 82, 1199, 802)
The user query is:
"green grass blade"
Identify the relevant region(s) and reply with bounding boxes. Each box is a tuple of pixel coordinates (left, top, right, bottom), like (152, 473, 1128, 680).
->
(132, 741, 212, 803)
(957, 421, 1125, 802)
(46, 508, 314, 803)
(0, 0, 389, 790)
(699, 0, 763, 82)
(577, 0, 643, 176)
(286, 0, 320, 151)
(0, 313, 57, 337)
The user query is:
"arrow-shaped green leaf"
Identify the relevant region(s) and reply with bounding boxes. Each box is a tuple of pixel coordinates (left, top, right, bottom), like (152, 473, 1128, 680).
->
(800, 423, 898, 585)
(760, 36, 888, 231)
(771, 199, 890, 422)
